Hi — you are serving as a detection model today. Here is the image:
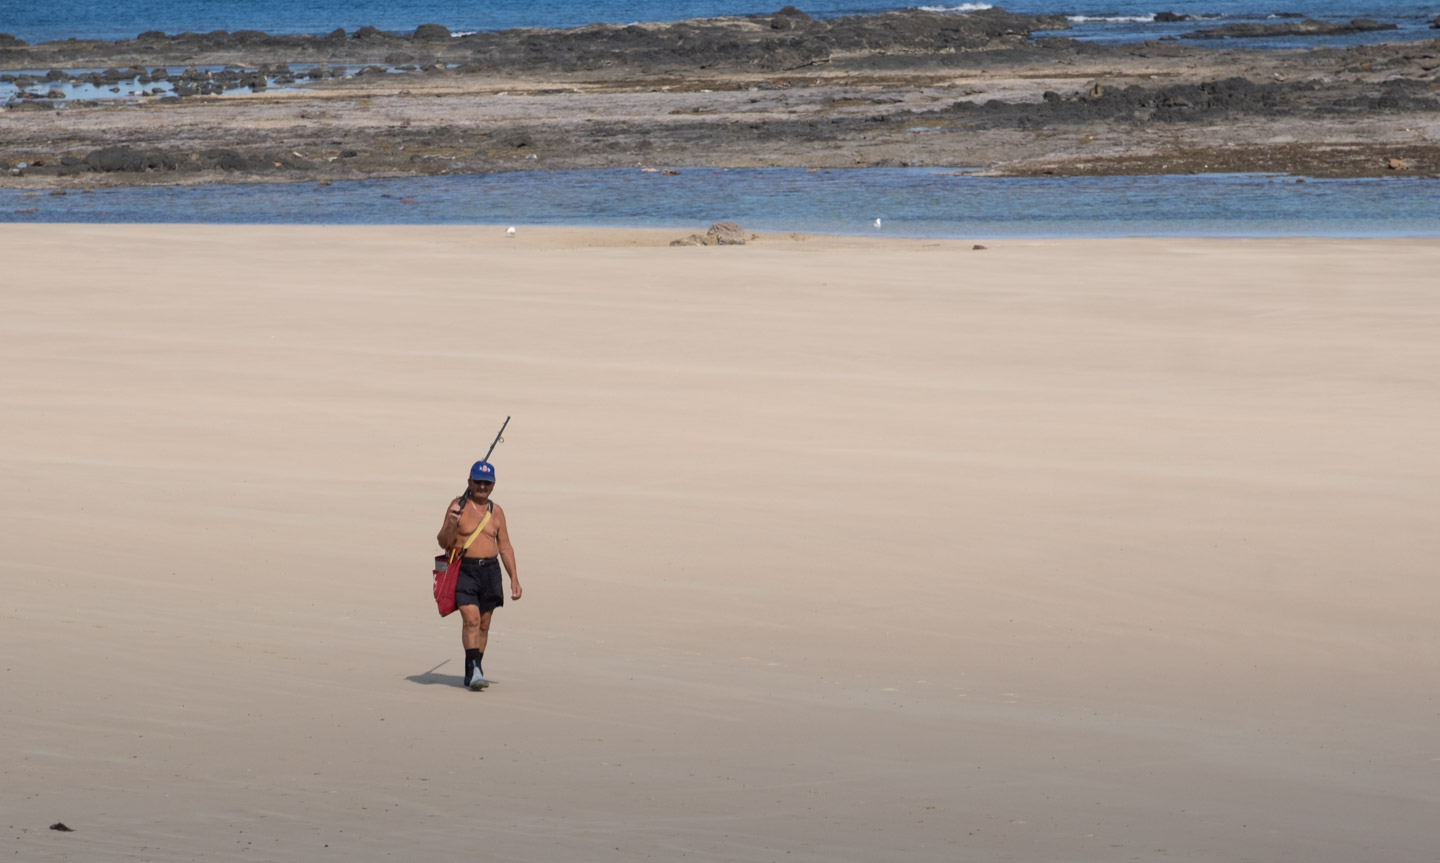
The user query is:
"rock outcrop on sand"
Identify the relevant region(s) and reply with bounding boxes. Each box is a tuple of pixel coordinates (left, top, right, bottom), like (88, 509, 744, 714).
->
(457, 8, 1068, 74)
(0, 8, 1069, 72)
(944, 75, 1439, 128)
(5, 7, 1440, 184)
(6, 145, 314, 176)
(1182, 18, 1398, 40)
(671, 222, 748, 246)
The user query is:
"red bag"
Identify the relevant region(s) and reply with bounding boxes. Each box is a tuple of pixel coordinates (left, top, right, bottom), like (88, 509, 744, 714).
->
(432, 503, 492, 617)
(433, 552, 461, 617)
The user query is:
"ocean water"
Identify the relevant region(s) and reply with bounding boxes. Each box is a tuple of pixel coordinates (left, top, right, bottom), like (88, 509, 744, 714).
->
(2, 0, 1437, 47)
(4, 170, 1438, 238)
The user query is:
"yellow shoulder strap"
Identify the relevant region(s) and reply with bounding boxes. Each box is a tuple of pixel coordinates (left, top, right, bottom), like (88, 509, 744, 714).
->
(451, 502, 493, 560)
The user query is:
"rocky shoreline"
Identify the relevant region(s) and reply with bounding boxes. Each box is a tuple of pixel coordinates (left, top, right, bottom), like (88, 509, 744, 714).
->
(4, 7, 1440, 186)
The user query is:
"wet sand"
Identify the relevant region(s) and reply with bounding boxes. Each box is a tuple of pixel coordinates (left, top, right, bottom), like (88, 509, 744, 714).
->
(3, 226, 1439, 861)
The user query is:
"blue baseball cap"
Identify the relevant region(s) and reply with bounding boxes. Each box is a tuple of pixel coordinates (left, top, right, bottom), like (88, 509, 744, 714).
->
(469, 460, 496, 482)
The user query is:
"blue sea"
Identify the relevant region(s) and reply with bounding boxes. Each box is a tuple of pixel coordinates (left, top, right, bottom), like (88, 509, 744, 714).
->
(2, 0, 1437, 47)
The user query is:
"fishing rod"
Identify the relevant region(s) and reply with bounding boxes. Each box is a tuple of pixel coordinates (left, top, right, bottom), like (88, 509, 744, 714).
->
(456, 415, 510, 516)
(483, 415, 511, 462)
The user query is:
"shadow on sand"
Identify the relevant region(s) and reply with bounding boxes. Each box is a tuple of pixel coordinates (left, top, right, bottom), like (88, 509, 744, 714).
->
(405, 659, 465, 688)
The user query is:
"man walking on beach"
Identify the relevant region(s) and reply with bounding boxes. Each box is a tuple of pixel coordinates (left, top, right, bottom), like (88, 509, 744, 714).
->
(437, 460, 522, 690)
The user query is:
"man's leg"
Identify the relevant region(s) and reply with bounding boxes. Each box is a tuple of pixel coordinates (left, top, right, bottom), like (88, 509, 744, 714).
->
(459, 604, 485, 689)
(476, 610, 493, 653)
(459, 605, 494, 689)
(459, 604, 482, 650)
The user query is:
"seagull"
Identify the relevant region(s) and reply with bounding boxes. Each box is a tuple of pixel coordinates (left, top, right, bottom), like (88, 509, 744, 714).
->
(506, 226, 516, 237)
(873, 218, 882, 229)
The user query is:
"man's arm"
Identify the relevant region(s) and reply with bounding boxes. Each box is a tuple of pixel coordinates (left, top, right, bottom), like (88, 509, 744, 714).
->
(436, 498, 463, 550)
(495, 505, 521, 600)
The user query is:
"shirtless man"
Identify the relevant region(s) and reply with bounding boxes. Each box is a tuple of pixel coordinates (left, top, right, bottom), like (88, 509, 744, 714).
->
(437, 460, 521, 690)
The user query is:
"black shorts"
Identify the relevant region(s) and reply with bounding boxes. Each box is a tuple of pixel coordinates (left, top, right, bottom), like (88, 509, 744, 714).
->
(455, 556, 504, 613)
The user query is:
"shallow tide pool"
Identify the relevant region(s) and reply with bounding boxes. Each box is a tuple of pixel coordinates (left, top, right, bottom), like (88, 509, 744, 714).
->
(4, 169, 1438, 238)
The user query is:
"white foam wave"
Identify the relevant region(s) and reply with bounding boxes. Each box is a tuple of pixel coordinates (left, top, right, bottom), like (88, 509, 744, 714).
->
(916, 4, 994, 13)
(451, 30, 477, 37)
(1067, 15, 1160, 23)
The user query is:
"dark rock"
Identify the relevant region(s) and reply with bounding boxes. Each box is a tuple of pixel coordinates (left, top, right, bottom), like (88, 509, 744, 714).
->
(203, 148, 248, 170)
(44, 69, 67, 81)
(0, 32, 27, 46)
(352, 26, 385, 40)
(459, 8, 1067, 75)
(770, 7, 811, 30)
(705, 221, 746, 245)
(323, 27, 347, 42)
(1183, 18, 1397, 39)
(136, 30, 165, 40)
(84, 146, 143, 171)
(1153, 12, 1191, 23)
(1432, 15, 1440, 29)
(942, 76, 1374, 128)
(49, 823, 73, 832)
(231, 29, 269, 43)
(385, 52, 415, 65)
(972, 244, 987, 250)
(413, 23, 451, 42)
(9, 101, 56, 111)
(493, 131, 532, 149)
(340, 149, 359, 158)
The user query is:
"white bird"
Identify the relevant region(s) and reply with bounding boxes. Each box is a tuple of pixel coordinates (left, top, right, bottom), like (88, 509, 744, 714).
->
(506, 226, 516, 237)
(873, 218, 882, 229)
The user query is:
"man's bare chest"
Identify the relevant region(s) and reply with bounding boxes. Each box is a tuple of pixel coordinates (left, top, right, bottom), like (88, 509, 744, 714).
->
(456, 502, 495, 537)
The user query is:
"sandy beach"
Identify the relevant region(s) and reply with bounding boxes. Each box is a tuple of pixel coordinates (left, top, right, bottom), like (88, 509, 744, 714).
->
(3, 226, 1438, 861)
